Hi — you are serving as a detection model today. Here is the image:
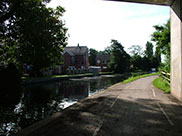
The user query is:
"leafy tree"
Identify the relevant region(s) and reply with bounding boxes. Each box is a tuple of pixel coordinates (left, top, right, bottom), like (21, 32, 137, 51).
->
(154, 47, 161, 68)
(144, 41, 158, 70)
(128, 45, 143, 56)
(0, 0, 68, 77)
(151, 20, 170, 57)
(130, 55, 143, 71)
(103, 46, 112, 54)
(88, 48, 98, 66)
(151, 20, 170, 72)
(128, 42, 158, 72)
(128, 45, 144, 71)
(108, 40, 130, 73)
(145, 41, 153, 59)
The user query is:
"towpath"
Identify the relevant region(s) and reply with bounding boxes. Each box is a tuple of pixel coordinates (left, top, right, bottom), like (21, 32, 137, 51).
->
(18, 75, 182, 136)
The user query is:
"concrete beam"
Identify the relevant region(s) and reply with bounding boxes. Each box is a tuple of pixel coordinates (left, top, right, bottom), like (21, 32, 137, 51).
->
(171, 0, 182, 101)
(105, 0, 174, 6)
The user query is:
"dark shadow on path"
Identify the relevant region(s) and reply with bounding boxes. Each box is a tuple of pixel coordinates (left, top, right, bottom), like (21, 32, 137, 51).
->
(18, 93, 182, 136)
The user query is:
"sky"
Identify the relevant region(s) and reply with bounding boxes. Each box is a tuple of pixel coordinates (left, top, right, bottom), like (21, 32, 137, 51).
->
(48, 0, 170, 52)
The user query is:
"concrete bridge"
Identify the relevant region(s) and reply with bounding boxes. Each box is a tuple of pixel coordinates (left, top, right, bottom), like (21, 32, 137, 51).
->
(107, 0, 182, 101)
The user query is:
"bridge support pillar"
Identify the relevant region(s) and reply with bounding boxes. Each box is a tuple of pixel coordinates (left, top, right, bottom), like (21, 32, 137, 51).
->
(171, 0, 182, 101)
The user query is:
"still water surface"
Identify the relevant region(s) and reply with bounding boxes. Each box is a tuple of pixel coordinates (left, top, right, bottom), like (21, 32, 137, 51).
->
(0, 74, 125, 136)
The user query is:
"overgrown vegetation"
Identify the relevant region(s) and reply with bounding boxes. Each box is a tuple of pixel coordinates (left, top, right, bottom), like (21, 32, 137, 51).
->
(122, 72, 159, 84)
(89, 39, 160, 74)
(151, 20, 170, 73)
(153, 77, 170, 93)
(151, 20, 171, 93)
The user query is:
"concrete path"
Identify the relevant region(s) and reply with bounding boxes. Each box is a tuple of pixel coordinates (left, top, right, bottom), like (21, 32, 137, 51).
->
(18, 75, 182, 136)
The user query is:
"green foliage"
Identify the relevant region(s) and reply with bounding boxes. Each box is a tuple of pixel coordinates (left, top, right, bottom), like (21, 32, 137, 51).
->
(130, 54, 145, 71)
(128, 44, 151, 72)
(144, 41, 160, 70)
(158, 62, 170, 73)
(103, 46, 112, 54)
(128, 45, 143, 56)
(152, 20, 170, 57)
(153, 77, 170, 93)
(131, 71, 144, 77)
(108, 40, 130, 73)
(88, 48, 98, 66)
(122, 72, 159, 84)
(0, 0, 68, 77)
(129, 41, 160, 72)
(128, 45, 144, 71)
(151, 20, 170, 73)
(145, 41, 153, 59)
(154, 47, 161, 68)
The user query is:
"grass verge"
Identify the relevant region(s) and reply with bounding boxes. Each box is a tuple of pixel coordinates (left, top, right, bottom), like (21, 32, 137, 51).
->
(153, 77, 170, 93)
(122, 72, 159, 84)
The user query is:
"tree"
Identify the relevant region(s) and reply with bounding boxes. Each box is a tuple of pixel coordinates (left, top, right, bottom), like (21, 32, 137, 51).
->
(88, 48, 98, 66)
(144, 41, 161, 70)
(128, 43, 157, 72)
(127, 45, 145, 71)
(151, 20, 170, 72)
(108, 40, 130, 73)
(128, 45, 143, 56)
(0, 0, 68, 77)
(151, 20, 170, 56)
(154, 47, 161, 67)
(103, 46, 112, 54)
(145, 41, 153, 59)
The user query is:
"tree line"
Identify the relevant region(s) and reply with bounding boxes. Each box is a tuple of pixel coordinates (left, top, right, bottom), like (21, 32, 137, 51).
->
(89, 20, 170, 74)
(0, 0, 170, 78)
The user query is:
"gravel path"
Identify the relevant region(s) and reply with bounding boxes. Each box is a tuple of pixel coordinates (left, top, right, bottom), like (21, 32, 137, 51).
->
(18, 75, 182, 136)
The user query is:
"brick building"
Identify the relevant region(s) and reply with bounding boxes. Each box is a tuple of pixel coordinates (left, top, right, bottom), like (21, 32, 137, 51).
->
(63, 45, 88, 74)
(96, 54, 110, 72)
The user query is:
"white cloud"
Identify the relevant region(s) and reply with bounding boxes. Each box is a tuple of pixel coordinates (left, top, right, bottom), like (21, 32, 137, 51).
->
(48, 0, 170, 51)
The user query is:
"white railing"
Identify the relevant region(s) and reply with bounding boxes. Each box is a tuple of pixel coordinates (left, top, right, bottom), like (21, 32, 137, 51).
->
(161, 71, 170, 84)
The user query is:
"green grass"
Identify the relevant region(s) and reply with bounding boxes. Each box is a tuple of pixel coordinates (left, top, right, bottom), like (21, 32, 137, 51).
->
(153, 77, 170, 93)
(122, 72, 159, 84)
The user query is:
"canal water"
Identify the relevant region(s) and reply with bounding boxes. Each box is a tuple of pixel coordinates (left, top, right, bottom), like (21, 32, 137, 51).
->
(0, 74, 125, 136)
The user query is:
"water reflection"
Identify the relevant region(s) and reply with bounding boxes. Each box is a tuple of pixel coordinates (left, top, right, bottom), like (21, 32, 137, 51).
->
(0, 75, 125, 136)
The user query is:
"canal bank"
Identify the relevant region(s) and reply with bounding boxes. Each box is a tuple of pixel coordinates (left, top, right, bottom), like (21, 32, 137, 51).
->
(1, 74, 127, 136)
(22, 72, 118, 85)
(18, 76, 182, 136)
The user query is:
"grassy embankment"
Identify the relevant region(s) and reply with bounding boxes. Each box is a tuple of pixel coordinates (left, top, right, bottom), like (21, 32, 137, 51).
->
(122, 72, 159, 84)
(153, 77, 170, 93)
(122, 72, 170, 93)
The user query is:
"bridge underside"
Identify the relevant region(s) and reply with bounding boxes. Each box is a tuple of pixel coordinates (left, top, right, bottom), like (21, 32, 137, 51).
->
(106, 0, 174, 6)
(106, 0, 182, 101)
